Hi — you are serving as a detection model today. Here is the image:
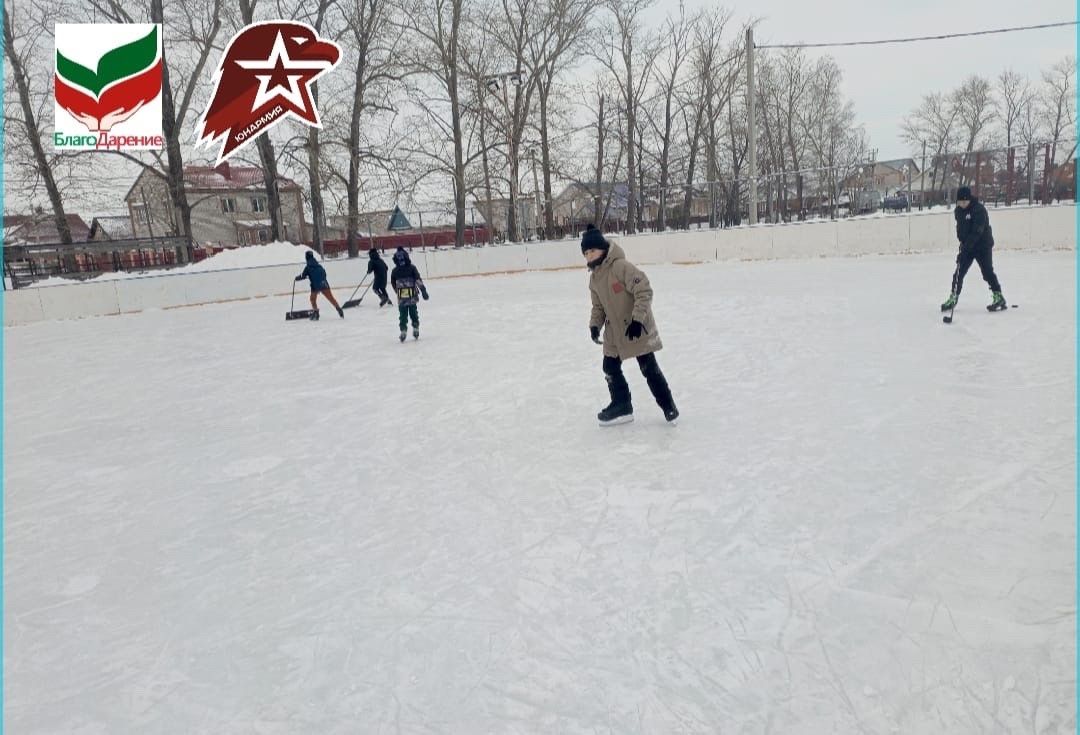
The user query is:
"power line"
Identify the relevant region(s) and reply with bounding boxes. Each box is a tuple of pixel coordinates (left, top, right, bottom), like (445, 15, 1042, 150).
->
(758, 20, 1077, 49)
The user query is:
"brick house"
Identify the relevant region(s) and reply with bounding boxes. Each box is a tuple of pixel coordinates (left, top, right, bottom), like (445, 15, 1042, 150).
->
(3, 213, 90, 244)
(124, 162, 305, 247)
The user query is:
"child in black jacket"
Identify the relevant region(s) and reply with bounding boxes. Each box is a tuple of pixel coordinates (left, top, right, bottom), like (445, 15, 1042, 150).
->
(390, 248, 428, 341)
(366, 248, 392, 307)
(941, 186, 1007, 312)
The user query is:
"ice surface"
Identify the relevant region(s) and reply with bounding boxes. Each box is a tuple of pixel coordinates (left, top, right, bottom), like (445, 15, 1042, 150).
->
(4, 251, 1076, 733)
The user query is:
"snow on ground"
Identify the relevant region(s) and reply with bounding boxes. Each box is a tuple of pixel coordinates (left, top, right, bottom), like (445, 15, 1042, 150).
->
(4, 251, 1076, 733)
(25, 241, 316, 288)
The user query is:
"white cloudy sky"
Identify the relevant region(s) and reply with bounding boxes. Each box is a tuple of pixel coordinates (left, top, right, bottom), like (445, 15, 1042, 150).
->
(3, 1, 1075, 218)
(677, 0, 1076, 160)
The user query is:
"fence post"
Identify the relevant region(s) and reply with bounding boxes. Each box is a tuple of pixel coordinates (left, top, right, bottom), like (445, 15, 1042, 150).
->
(1028, 142, 1036, 204)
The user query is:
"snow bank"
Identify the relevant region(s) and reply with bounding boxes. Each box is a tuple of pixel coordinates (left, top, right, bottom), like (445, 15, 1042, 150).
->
(24, 241, 315, 288)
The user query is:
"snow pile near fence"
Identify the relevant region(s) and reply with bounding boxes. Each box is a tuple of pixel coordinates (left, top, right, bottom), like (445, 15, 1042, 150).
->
(185, 241, 314, 271)
(25, 241, 314, 287)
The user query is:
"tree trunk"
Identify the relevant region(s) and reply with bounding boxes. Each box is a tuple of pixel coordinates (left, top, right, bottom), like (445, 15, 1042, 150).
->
(449, 1, 466, 247)
(480, 101, 494, 242)
(4, 6, 71, 243)
(539, 85, 556, 237)
(238, 0, 284, 242)
(594, 93, 605, 224)
(152, 0, 192, 255)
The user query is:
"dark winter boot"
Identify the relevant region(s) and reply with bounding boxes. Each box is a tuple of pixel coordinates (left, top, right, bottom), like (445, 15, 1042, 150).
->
(640, 355, 678, 423)
(987, 291, 1007, 312)
(598, 401, 633, 426)
(940, 293, 958, 312)
(598, 370, 633, 426)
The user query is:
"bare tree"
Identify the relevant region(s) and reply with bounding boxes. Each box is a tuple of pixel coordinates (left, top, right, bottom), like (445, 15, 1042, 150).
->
(233, 0, 286, 241)
(997, 69, 1031, 150)
(398, 0, 469, 245)
(799, 56, 864, 218)
(955, 75, 996, 153)
(593, 0, 659, 234)
(902, 91, 961, 197)
(1038, 56, 1076, 204)
(90, 0, 228, 245)
(1039, 57, 1076, 163)
(487, 0, 541, 242)
(4, 0, 74, 242)
(336, 0, 401, 256)
(642, 5, 694, 231)
(676, 9, 734, 229)
(525, 0, 592, 237)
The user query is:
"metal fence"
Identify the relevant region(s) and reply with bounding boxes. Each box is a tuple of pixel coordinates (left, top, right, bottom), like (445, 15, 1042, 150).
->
(3, 236, 197, 289)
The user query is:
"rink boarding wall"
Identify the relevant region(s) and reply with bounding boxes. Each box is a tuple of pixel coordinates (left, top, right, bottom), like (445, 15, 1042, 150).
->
(5, 203, 1075, 326)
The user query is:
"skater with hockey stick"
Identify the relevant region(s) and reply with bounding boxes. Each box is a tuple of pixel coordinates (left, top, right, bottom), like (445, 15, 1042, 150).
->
(584, 225, 679, 426)
(940, 186, 1007, 314)
(391, 248, 428, 341)
(296, 250, 344, 320)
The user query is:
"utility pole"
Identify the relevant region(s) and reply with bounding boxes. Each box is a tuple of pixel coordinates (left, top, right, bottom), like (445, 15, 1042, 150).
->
(746, 27, 757, 225)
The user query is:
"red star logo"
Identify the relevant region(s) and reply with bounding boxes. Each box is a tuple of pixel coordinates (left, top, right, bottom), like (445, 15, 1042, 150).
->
(196, 22, 341, 165)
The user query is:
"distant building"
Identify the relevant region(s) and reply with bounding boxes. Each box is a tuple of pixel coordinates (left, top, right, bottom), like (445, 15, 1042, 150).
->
(88, 215, 136, 241)
(3, 212, 90, 245)
(124, 162, 304, 246)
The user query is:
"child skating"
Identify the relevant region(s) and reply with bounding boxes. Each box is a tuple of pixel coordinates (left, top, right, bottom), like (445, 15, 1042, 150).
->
(367, 248, 392, 307)
(391, 248, 428, 341)
(941, 186, 1007, 314)
(296, 250, 344, 320)
(583, 224, 678, 426)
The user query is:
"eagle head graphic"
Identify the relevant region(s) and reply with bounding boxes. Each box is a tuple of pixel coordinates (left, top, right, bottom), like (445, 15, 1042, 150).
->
(196, 21, 340, 165)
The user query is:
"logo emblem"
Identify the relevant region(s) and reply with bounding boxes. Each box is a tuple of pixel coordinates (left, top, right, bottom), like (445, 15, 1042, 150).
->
(53, 24, 163, 150)
(196, 21, 341, 165)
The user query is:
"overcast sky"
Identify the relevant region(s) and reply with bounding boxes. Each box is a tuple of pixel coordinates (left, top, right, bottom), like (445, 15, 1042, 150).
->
(669, 0, 1076, 161)
(3, 1, 1075, 218)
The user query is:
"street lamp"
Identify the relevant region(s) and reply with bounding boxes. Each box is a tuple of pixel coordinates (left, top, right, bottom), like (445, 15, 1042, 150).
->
(483, 70, 527, 241)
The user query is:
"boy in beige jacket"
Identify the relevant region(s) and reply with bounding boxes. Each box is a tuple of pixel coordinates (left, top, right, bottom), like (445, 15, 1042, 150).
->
(584, 225, 679, 426)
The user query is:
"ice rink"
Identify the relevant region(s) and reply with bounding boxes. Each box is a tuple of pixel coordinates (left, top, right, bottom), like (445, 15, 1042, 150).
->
(5, 250, 1076, 733)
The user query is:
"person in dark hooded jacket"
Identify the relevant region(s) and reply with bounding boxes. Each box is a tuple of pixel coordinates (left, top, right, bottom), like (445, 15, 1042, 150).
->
(366, 248, 392, 306)
(295, 250, 344, 319)
(941, 186, 1007, 312)
(390, 248, 428, 341)
(584, 224, 678, 426)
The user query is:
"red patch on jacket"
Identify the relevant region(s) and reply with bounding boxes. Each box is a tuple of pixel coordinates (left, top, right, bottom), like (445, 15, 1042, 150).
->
(611, 280, 624, 294)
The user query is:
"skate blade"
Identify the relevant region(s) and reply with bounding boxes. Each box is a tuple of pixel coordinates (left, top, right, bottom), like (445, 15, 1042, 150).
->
(598, 414, 634, 427)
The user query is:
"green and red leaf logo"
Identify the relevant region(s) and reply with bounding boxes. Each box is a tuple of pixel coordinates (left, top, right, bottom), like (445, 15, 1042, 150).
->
(54, 24, 164, 150)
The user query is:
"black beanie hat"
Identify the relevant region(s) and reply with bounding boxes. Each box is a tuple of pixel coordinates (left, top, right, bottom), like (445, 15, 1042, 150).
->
(305, 250, 316, 261)
(956, 186, 972, 201)
(580, 224, 609, 254)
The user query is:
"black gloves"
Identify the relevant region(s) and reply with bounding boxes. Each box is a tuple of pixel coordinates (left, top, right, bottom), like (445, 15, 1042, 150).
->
(420, 286, 429, 300)
(625, 320, 647, 340)
(590, 325, 601, 344)
(295, 275, 303, 281)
